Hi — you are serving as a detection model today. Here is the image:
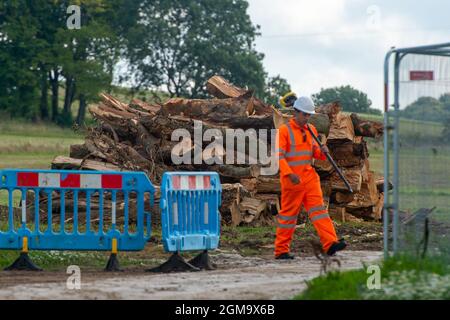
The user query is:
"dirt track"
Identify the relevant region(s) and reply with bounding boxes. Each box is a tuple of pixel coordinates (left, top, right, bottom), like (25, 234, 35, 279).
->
(0, 250, 382, 300)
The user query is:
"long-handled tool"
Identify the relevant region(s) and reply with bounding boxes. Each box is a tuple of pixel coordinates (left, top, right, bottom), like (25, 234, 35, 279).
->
(306, 124, 354, 193)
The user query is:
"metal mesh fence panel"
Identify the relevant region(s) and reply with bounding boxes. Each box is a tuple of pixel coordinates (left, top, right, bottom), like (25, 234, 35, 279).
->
(386, 47, 450, 259)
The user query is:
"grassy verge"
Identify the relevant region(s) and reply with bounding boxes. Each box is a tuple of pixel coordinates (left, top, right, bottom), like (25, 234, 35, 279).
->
(295, 254, 450, 300)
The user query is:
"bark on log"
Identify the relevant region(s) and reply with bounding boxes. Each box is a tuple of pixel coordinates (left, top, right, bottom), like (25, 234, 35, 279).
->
(328, 137, 368, 168)
(70, 144, 90, 159)
(255, 177, 281, 194)
(218, 165, 260, 179)
(227, 114, 274, 130)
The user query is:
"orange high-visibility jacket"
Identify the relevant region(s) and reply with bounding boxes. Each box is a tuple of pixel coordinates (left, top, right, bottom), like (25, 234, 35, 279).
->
(277, 119, 326, 187)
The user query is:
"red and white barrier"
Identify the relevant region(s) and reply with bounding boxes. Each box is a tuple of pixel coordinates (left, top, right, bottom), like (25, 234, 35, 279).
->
(17, 172, 123, 189)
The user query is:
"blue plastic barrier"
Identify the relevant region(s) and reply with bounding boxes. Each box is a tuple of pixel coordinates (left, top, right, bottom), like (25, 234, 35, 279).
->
(150, 172, 221, 272)
(0, 169, 155, 270)
(160, 172, 221, 252)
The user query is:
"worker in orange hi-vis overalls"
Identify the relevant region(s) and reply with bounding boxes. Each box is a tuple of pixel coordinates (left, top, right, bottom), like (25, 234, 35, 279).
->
(275, 96, 347, 260)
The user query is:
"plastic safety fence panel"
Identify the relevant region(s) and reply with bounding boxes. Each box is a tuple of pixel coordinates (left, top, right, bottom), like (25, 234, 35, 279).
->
(0, 169, 154, 251)
(160, 172, 222, 252)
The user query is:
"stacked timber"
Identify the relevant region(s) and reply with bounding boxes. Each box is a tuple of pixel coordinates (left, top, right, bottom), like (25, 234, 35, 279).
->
(45, 75, 386, 227)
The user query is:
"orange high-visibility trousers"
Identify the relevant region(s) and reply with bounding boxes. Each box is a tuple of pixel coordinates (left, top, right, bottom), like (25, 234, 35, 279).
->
(274, 176, 338, 256)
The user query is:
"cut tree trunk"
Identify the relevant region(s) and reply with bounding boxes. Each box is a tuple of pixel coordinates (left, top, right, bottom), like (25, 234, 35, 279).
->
(350, 113, 384, 139)
(205, 76, 270, 115)
(51, 156, 122, 171)
(239, 178, 257, 193)
(330, 167, 362, 192)
(315, 101, 342, 121)
(206, 75, 249, 99)
(335, 192, 355, 204)
(163, 97, 259, 123)
(51, 156, 83, 169)
(329, 205, 346, 222)
(327, 112, 355, 142)
(328, 137, 368, 168)
(346, 171, 379, 209)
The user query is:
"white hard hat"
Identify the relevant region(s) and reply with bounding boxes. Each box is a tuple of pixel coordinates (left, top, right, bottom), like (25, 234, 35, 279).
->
(293, 96, 315, 114)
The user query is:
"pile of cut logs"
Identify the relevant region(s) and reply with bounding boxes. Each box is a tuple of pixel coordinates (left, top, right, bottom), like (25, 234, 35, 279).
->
(48, 75, 387, 227)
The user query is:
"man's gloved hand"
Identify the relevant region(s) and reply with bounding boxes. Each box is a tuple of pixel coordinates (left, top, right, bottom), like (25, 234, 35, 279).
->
(288, 173, 301, 185)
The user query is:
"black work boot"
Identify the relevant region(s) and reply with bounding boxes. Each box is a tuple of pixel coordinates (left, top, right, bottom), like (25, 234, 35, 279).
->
(275, 253, 295, 260)
(326, 239, 347, 256)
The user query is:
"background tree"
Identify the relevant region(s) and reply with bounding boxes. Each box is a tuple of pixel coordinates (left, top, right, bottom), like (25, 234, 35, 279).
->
(0, 1, 42, 119)
(0, 0, 133, 126)
(126, 0, 267, 98)
(263, 75, 292, 106)
(439, 93, 450, 112)
(312, 85, 380, 114)
(401, 96, 448, 123)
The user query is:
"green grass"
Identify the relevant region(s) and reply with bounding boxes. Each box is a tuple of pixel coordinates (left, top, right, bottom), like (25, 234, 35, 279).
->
(221, 225, 274, 255)
(0, 120, 84, 170)
(0, 250, 108, 270)
(295, 254, 450, 300)
(109, 85, 170, 105)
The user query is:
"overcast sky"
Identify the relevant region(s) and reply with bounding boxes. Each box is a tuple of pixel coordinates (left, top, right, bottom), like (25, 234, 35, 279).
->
(246, 0, 450, 110)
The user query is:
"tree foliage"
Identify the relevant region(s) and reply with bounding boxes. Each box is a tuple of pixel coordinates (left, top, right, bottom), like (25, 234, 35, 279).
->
(263, 75, 292, 106)
(402, 94, 450, 123)
(0, 0, 130, 125)
(0, 0, 291, 125)
(126, 0, 267, 98)
(312, 85, 380, 115)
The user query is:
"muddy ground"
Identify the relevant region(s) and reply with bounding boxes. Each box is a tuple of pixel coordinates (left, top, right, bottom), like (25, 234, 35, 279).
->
(0, 250, 383, 300)
(0, 222, 383, 299)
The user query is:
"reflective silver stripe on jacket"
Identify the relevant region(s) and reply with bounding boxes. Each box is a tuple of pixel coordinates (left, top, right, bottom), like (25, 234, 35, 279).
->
(285, 150, 312, 158)
(286, 124, 313, 164)
(310, 213, 330, 222)
(286, 123, 296, 147)
(288, 159, 312, 167)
